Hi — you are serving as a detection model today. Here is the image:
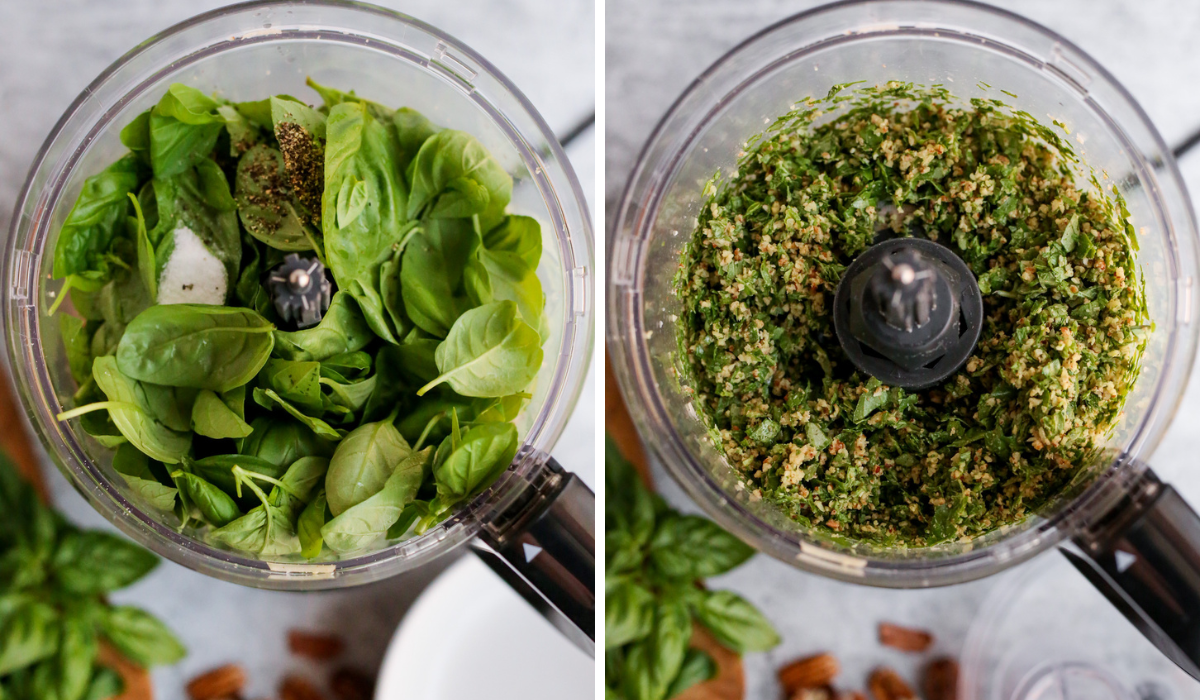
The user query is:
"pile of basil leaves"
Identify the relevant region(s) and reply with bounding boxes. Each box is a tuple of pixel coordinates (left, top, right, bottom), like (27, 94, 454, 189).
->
(50, 80, 546, 561)
(1, 455, 185, 700)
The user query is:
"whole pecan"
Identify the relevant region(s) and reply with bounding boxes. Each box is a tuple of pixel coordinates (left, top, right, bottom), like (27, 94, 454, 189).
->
(779, 653, 840, 695)
(288, 630, 346, 661)
(185, 665, 246, 700)
(279, 675, 325, 700)
(924, 657, 960, 700)
(868, 667, 917, 700)
(878, 622, 934, 652)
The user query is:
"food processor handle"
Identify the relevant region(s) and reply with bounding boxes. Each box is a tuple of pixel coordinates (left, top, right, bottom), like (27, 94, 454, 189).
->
(1063, 469, 1200, 679)
(471, 457, 595, 657)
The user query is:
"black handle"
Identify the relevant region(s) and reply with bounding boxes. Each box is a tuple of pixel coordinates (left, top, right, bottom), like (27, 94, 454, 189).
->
(1063, 469, 1200, 679)
(471, 457, 595, 657)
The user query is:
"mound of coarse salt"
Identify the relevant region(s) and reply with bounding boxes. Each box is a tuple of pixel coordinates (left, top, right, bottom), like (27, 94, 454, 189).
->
(157, 226, 226, 305)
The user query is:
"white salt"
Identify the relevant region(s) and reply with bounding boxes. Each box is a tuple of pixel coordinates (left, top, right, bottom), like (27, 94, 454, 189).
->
(157, 226, 227, 305)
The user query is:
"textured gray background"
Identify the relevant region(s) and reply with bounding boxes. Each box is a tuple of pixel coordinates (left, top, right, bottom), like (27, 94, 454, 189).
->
(607, 0, 1200, 697)
(0, 1, 595, 698)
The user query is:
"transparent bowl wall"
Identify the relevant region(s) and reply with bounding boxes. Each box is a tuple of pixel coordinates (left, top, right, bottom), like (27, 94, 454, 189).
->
(4, 1, 593, 589)
(609, 0, 1199, 586)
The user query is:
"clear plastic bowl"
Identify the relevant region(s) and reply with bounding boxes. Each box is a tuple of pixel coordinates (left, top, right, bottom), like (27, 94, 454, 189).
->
(608, 0, 1199, 587)
(3, 1, 593, 589)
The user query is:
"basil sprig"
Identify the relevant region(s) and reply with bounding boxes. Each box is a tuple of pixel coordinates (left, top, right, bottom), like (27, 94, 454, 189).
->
(0, 456, 184, 700)
(605, 437, 780, 700)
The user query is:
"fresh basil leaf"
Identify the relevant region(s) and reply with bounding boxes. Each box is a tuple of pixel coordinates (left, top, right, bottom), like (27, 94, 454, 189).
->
(393, 107, 439, 173)
(208, 501, 298, 557)
(138, 384, 198, 434)
(322, 101, 411, 344)
(691, 590, 780, 653)
(306, 77, 393, 121)
(271, 96, 327, 140)
(99, 606, 186, 667)
(400, 218, 478, 337)
(188, 453, 285, 496)
(379, 246, 409, 340)
(191, 389, 253, 439)
(81, 666, 124, 700)
(605, 436, 657, 549)
(115, 304, 274, 392)
(325, 417, 411, 515)
(385, 501, 425, 540)
(406, 130, 511, 221)
(665, 649, 717, 699)
(255, 388, 345, 440)
(80, 356, 192, 464)
(482, 214, 542, 271)
(111, 443, 178, 511)
(55, 614, 97, 700)
(297, 489, 328, 559)
(620, 598, 690, 700)
(59, 315, 94, 386)
(419, 301, 542, 398)
(240, 416, 335, 470)
(257, 359, 324, 413)
(464, 249, 545, 337)
(50, 530, 158, 594)
(321, 447, 431, 554)
(234, 144, 320, 251)
(432, 422, 518, 502)
(52, 154, 143, 280)
(319, 374, 377, 413)
(0, 601, 60, 675)
(648, 515, 754, 581)
(173, 471, 241, 527)
(605, 579, 656, 649)
(273, 292, 374, 361)
(216, 104, 261, 156)
(149, 84, 223, 177)
(120, 110, 151, 155)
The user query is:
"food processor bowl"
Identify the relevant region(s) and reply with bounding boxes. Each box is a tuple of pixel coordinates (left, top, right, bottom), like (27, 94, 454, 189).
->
(3, 0, 594, 650)
(609, 0, 1199, 666)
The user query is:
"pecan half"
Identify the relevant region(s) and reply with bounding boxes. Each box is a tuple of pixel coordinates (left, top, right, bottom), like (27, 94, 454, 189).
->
(924, 657, 960, 700)
(186, 665, 246, 700)
(288, 630, 345, 661)
(878, 622, 934, 652)
(779, 653, 840, 694)
(280, 675, 325, 700)
(868, 667, 916, 700)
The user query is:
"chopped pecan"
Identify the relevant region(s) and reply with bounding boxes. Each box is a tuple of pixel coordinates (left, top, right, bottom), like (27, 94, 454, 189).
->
(288, 630, 345, 660)
(923, 657, 960, 700)
(878, 622, 934, 652)
(868, 667, 916, 700)
(779, 653, 840, 694)
(186, 665, 247, 700)
(279, 675, 325, 700)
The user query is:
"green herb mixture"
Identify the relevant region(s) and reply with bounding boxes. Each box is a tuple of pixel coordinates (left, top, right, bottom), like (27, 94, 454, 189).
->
(0, 455, 184, 700)
(675, 82, 1148, 546)
(605, 436, 779, 700)
(52, 80, 547, 561)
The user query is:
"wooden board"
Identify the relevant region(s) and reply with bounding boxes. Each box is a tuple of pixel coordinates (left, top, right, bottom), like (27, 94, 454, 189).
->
(605, 356, 744, 700)
(0, 366, 153, 700)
